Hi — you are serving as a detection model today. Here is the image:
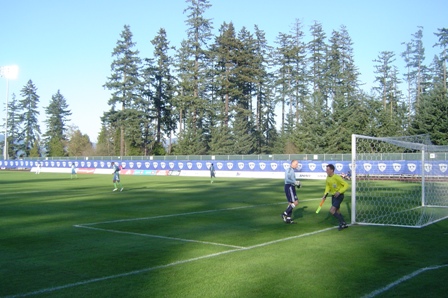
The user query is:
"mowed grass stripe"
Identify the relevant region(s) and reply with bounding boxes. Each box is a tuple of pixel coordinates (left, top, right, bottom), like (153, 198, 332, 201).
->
(2, 171, 448, 298)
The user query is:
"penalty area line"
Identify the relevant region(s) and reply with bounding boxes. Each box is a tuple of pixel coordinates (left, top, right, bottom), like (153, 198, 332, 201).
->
(361, 264, 448, 298)
(7, 226, 332, 298)
(76, 199, 319, 227)
(74, 225, 245, 249)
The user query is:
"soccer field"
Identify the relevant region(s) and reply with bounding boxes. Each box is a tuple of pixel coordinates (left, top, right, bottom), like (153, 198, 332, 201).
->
(1, 172, 447, 298)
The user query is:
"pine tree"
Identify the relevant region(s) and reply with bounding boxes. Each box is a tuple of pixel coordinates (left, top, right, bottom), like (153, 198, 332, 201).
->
(325, 26, 361, 152)
(151, 28, 176, 149)
(401, 27, 427, 117)
(103, 24, 142, 156)
(5, 93, 21, 158)
(434, 28, 448, 91)
(44, 90, 71, 156)
(18, 80, 41, 157)
(253, 25, 276, 153)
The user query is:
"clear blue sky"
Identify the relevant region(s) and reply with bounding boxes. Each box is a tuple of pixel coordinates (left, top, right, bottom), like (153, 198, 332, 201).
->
(1, 0, 446, 142)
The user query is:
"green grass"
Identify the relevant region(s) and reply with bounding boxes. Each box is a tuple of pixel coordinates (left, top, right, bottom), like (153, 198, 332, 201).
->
(1, 171, 447, 298)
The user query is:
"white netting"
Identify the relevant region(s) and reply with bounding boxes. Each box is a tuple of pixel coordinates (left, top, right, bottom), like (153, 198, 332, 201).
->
(352, 134, 448, 228)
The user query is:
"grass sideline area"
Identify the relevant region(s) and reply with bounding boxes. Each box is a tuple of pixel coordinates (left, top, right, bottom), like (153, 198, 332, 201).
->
(1, 171, 447, 297)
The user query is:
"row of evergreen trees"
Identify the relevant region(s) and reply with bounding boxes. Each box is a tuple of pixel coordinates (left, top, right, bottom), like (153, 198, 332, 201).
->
(4, 85, 93, 158)
(3, 0, 447, 158)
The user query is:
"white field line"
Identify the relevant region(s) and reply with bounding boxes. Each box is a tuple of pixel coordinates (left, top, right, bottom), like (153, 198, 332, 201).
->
(4, 226, 335, 298)
(76, 199, 317, 227)
(361, 264, 448, 298)
(5, 199, 322, 298)
(74, 225, 246, 249)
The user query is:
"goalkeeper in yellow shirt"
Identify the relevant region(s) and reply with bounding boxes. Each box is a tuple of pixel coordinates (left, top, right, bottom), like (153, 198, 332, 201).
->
(322, 163, 349, 231)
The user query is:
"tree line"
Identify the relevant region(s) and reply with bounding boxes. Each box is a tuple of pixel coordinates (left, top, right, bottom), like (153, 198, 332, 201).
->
(3, 0, 447, 158)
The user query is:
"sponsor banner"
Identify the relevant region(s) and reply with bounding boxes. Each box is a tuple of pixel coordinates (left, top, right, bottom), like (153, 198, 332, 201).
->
(133, 170, 157, 176)
(170, 170, 181, 176)
(296, 172, 327, 180)
(6, 159, 448, 177)
(77, 168, 95, 174)
(156, 170, 170, 176)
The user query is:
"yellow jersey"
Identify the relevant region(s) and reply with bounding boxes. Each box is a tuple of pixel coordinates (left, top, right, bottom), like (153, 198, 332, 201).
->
(324, 174, 349, 196)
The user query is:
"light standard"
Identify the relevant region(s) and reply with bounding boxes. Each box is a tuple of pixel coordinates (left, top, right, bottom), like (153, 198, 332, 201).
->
(0, 65, 19, 160)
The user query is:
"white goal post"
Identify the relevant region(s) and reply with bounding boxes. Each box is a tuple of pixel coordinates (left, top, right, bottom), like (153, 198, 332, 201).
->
(351, 134, 448, 228)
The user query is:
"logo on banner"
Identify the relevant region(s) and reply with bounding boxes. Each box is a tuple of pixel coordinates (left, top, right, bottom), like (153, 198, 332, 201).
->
(309, 163, 316, 171)
(51, 161, 55, 167)
(25, 161, 29, 166)
(407, 163, 416, 172)
(216, 162, 223, 169)
(161, 162, 166, 169)
(75, 162, 79, 167)
(153, 162, 158, 169)
(56, 162, 60, 167)
(187, 162, 193, 169)
(196, 162, 202, 169)
(178, 162, 184, 169)
(107, 162, 111, 168)
(227, 162, 234, 170)
(45, 162, 49, 167)
(0, 161, 2, 166)
(259, 163, 266, 170)
(363, 163, 372, 172)
(424, 163, 432, 172)
(87, 162, 91, 167)
(335, 163, 343, 172)
(136, 162, 141, 168)
(378, 163, 387, 172)
(249, 162, 255, 170)
(100, 162, 105, 168)
(282, 163, 289, 170)
(270, 163, 278, 170)
(169, 162, 174, 169)
(145, 162, 150, 168)
(238, 162, 244, 170)
(392, 163, 401, 172)
(439, 163, 447, 173)
(121, 162, 126, 169)
(81, 162, 85, 167)
(94, 162, 98, 167)
(321, 163, 328, 171)
(297, 163, 303, 171)
(129, 162, 134, 168)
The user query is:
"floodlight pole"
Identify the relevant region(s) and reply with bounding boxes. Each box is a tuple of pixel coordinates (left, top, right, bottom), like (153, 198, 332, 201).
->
(0, 65, 19, 160)
(3, 78, 9, 160)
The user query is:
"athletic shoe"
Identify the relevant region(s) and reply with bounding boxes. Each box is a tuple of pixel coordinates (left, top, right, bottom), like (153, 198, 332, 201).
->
(281, 213, 287, 222)
(286, 219, 295, 224)
(113, 188, 118, 191)
(338, 223, 349, 231)
(120, 187, 124, 192)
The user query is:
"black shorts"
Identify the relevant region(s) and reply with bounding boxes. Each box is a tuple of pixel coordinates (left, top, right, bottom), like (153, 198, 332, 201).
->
(284, 184, 298, 203)
(332, 194, 344, 209)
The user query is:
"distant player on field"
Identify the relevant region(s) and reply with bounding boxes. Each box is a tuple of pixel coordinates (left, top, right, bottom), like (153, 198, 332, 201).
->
(210, 163, 216, 183)
(321, 163, 349, 231)
(282, 160, 300, 224)
(111, 162, 124, 192)
(71, 163, 77, 179)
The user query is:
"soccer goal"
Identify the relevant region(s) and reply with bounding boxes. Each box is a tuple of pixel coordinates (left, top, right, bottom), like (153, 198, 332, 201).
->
(351, 134, 448, 228)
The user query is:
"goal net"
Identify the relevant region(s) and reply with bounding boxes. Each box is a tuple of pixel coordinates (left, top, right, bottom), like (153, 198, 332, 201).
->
(351, 134, 448, 228)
